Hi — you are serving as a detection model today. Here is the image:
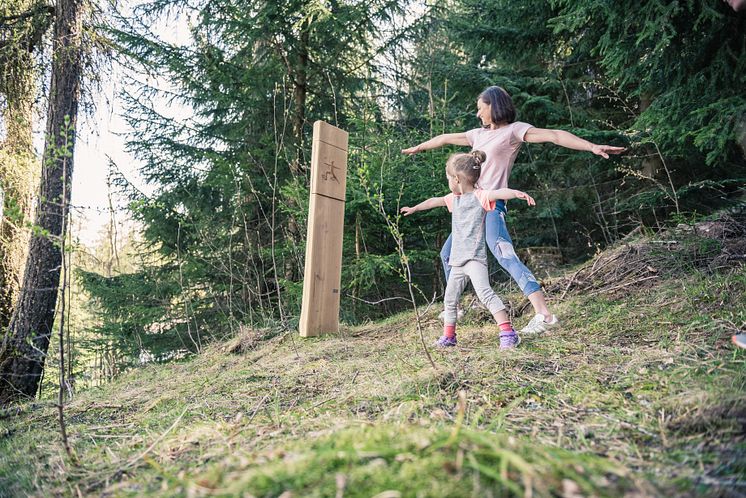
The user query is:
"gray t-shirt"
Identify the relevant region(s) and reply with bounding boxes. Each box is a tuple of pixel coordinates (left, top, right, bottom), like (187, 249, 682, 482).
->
(443, 189, 496, 267)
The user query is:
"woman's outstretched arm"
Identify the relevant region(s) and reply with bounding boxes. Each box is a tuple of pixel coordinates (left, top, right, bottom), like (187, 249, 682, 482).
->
(524, 128, 625, 159)
(401, 133, 470, 154)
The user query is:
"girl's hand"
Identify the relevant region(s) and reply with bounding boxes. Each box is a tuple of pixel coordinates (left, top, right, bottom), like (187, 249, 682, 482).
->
(401, 145, 421, 155)
(400, 206, 417, 216)
(513, 190, 536, 206)
(590, 144, 626, 159)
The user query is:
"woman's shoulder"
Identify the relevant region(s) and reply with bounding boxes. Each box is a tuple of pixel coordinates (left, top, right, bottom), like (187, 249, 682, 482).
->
(466, 126, 500, 142)
(507, 121, 533, 131)
(508, 121, 534, 142)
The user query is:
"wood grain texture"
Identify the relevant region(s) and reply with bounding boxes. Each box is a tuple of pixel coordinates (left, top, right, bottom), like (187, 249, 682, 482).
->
(299, 121, 348, 337)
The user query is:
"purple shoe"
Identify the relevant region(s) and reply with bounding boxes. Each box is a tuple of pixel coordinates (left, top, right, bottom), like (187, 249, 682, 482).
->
(499, 330, 521, 349)
(435, 335, 457, 348)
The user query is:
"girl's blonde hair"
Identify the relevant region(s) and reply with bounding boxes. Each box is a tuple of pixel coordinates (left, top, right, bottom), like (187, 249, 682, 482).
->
(447, 150, 486, 186)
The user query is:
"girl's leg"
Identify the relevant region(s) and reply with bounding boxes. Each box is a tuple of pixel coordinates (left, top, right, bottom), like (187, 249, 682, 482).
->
(463, 260, 505, 316)
(439, 234, 465, 321)
(463, 260, 519, 348)
(438, 266, 468, 346)
(442, 265, 468, 325)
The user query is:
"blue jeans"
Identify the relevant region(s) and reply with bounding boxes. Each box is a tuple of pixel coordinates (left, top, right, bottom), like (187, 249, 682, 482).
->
(440, 201, 541, 296)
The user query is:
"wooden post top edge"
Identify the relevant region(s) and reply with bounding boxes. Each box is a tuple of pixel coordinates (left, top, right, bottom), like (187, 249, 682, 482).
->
(313, 120, 349, 150)
(313, 120, 348, 135)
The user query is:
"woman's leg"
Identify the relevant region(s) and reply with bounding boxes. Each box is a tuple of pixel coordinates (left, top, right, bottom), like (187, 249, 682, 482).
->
(440, 234, 453, 282)
(484, 209, 554, 319)
(528, 291, 551, 317)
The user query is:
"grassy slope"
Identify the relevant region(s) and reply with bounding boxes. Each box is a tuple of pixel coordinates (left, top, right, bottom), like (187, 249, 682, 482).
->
(1, 237, 745, 497)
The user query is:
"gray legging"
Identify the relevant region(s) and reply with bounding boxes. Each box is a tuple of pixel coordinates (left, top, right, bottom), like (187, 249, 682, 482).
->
(440, 202, 541, 296)
(442, 260, 505, 324)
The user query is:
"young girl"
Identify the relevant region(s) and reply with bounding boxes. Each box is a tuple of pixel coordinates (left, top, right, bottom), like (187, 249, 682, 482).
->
(401, 150, 535, 349)
(402, 86, 624, 335)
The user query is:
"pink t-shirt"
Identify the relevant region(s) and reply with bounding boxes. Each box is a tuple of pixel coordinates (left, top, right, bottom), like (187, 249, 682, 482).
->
(441, 189, 496, 213)
(465, 122, 533, 190)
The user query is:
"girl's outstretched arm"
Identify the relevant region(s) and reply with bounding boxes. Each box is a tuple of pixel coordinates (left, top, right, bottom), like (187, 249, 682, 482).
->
(400, 197, 447, 216)
(488, 188, 536, 206)
(401, 133, 469, 154)
(524, 128, 625, 159)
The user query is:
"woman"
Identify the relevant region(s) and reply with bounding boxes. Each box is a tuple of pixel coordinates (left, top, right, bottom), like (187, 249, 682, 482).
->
(402, 86, 624, 334)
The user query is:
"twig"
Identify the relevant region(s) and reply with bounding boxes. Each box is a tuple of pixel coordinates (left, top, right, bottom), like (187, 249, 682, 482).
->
(559, 267, 583, 299)
(345, 294, 412, 305)
(588, 275, 658, 296)
(124, 406, 188, 469)
(362, 148, 436, 369)
(76, 404, 123, 412)
(311, 397, 334, 409)
(248, 394, 271, 423)
(596, 413, 656, 437)
(57, 123, 73, 461)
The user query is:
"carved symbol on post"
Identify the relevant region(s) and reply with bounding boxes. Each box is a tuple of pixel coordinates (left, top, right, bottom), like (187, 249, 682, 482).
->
(321, 160, 341, 183)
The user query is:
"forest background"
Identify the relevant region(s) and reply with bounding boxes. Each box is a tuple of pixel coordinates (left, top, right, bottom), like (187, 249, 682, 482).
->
(0, 0, 744, 399)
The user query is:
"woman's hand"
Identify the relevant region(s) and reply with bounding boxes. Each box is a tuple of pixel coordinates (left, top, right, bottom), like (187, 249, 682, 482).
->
(400, 206, 417, 216)
(590, 144, 626, 159)
(401, 145, 421, 155)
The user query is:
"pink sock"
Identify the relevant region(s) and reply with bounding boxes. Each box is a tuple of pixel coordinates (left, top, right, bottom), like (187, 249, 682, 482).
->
(498, 322, 513, 332)
(444, 324, 456, 339)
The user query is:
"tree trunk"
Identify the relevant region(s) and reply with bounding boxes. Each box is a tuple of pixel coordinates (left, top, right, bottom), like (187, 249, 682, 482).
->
(291, 18, 309, 175)
(0, 0, 83, 404)
(640, 94, 662, 178)
(0, 0, 52, 330)
(283, 19, 310, 283)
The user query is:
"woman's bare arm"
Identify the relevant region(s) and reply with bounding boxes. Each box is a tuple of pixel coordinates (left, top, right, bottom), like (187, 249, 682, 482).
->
(401, 133, 470, 154)
(524, 128, 625, 159)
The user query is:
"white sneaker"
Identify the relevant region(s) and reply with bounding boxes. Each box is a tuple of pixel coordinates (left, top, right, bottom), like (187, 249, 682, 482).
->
(520, 313, 559, 335)
(438, 308, 465, 322)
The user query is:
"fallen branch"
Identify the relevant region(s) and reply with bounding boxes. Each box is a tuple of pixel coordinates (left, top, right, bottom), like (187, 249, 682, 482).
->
(588, 275, 658, 296)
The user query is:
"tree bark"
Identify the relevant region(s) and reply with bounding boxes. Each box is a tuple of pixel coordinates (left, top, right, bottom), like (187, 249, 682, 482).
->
(283, 18, 310, 282)
(291, 18, 309, 175)
(640, 93, 662, 178)
(0, 0, 52, 330)
(0, 0, 83, 404)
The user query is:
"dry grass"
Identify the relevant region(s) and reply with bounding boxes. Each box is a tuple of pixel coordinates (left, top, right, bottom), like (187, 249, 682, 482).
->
(1, 216, 745, 497)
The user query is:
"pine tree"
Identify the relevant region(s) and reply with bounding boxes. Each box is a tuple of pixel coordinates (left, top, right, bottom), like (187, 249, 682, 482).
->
(78, 0, 409, 362)
(0, 0, 85, 403)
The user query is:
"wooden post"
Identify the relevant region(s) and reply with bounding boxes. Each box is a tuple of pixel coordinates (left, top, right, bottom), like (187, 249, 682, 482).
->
(299, 121, 348, 337)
